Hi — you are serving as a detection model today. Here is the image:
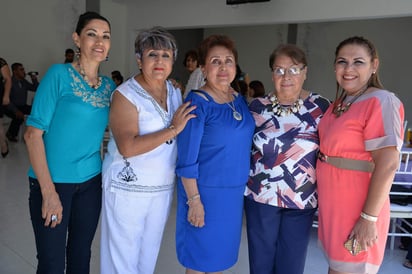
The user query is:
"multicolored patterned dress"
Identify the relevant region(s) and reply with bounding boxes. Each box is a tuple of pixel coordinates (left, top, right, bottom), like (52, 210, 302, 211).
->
(317, 89, 404, 274)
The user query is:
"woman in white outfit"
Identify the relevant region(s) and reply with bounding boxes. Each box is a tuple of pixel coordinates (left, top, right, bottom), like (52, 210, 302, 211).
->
(100, 26, 196, 274)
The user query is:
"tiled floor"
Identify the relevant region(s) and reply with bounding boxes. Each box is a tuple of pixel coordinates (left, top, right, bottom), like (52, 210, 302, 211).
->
(0, 141, 411, 274)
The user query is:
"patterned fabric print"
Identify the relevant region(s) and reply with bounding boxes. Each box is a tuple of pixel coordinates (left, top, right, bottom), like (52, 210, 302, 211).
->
(68, 67, 111, 108)
(130, 80, 176, 130)
(245, 93, 329, 209)
(107, 79, 178, 194)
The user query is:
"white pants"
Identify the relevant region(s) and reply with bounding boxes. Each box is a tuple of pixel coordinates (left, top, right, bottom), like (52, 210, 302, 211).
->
(100, 188, 173, 274)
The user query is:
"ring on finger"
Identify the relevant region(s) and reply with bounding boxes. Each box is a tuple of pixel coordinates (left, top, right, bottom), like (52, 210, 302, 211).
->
(51, 214, 58, 222)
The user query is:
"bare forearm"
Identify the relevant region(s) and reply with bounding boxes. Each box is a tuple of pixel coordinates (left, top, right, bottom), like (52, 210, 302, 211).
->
(115, 126, 176, 158)
(24, 128, 55, 194)
(181, 177, 200, 198)
(362, 147, 399, 217)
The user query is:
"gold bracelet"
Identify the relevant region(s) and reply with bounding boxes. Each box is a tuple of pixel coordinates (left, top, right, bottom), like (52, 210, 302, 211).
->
(186, 193, 200, 205)
(168, 124, 177, 138)
(360, 211, 378, 222)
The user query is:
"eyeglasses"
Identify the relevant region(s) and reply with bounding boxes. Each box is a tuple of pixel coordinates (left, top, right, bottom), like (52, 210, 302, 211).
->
(272, 65, 306, 77)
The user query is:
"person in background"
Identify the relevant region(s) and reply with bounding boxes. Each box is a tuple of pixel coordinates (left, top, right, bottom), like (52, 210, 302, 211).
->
(183, 49, 205, 98)
(176, 34, 255, 274)
(0, 57, 11, 157)
(100, 26, 195, 274)
(64, 48, 75, 63)
(404, 243, 412, 269)
(237, 79, 249, 100)
(249, 80, 265, 98)
(111, 70, 124, 86)
(316, 36, 404, 274)
(5, 62, 38, 142)
(245, 44, 330, 274)
(231, 64, 250, 92)
(24, 11, 115, 274)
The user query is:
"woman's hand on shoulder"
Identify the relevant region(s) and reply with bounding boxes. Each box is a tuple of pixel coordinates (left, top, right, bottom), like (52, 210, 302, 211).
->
(171, 101, 196, 134)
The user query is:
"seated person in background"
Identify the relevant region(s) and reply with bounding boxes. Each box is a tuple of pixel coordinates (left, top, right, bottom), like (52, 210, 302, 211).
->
(236, 80, 249, 101)
(249, 80, 265, 98)
(111, 70, 124, 86)
(5, 63, 38, 142)
(183, 49, 205, 98)
(64, 48, 75, 63)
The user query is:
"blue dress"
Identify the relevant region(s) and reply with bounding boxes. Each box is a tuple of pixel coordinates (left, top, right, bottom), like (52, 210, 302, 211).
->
(176, 90, 254, 272)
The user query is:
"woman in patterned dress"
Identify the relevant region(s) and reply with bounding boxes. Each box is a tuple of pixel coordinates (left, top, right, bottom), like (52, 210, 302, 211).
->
(317, 36, 404, 274)
(244, 44, 330, 274)
(100, 27, 195, 274)
(24, 12, 115, 274)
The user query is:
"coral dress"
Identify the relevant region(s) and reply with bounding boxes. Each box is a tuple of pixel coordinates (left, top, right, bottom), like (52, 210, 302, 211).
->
(317, 89, 404, 273)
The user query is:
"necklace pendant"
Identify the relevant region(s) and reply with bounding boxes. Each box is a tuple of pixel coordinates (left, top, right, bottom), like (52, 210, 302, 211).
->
(233, 111, 242, 121)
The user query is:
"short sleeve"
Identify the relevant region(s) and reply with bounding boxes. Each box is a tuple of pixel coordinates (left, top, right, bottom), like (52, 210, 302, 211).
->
(26, 64, 63, 133)
(364, 91, 404, 152)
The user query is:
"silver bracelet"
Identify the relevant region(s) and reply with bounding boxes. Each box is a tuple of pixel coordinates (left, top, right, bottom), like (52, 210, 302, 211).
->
(360, 211, 378, 222)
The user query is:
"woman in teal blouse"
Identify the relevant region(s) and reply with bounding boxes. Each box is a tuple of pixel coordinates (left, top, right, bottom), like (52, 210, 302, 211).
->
(24, 11, 115, 274)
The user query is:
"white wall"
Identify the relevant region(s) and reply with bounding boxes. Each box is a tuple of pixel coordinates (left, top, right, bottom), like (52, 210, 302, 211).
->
(1, 0, 412, 125)
(1, 0, 85, 76)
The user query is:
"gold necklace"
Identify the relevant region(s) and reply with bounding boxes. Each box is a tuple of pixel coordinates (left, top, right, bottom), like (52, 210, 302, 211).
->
(78, 62, 102, 89)
(270, 92, 304, 117)
(332, 86, 368, 117)
(207, 85, 242, 121)
(140, 76, 167, 106)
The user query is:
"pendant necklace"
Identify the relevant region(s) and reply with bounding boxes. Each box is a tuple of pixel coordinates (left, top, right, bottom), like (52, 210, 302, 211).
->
(207, 85, 242, 121)
(332, 85, 368, 117)
(227, 99, 242, 121)
(270, 92, 304, 117)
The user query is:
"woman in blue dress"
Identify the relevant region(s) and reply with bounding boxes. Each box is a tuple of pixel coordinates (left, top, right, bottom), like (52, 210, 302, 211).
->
(176, 34, 255, 273)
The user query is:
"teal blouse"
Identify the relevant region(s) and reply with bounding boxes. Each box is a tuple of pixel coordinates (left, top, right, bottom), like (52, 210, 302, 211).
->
(27, 63, 115, 183)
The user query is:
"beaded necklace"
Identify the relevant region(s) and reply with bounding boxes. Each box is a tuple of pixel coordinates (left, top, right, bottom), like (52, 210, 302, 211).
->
(269, 93, 304, 117)
(78, 62, 102, 89)
(332, 86, 368, 117)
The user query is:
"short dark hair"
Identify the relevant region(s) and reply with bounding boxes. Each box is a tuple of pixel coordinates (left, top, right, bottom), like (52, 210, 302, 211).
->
(11, 63, 22, 72)
(198, 35, 238, 66)
(249, 80, 265, 98)
(269, 44, 307, 70)
(183, 50, 199, 67)
(75, 11, 111, 35)
(65, 48, 74, 55)
(111, 70, 123, 84)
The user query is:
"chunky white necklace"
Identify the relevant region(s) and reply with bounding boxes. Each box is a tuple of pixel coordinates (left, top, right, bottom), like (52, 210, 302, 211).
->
(78, 62, 102, 89)
(270, 93, 304, 117)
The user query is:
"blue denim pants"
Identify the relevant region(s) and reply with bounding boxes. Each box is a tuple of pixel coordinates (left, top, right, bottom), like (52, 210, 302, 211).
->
(29, 174, 102, 274)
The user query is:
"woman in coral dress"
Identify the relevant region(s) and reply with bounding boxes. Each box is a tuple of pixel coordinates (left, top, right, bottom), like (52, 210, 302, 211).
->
(317, 36, 404, 274)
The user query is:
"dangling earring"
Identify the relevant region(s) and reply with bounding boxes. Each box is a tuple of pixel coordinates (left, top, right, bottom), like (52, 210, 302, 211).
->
(105, 55, 109, 61)
(75, 48, 81, 60)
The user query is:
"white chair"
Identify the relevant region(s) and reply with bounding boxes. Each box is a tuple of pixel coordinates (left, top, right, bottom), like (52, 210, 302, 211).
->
(388, 149, 412, 250)
(100, 127, 110, 159)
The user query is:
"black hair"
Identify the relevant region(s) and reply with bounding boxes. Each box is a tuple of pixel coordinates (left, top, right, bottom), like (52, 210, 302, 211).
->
(75, 11, 111, 35)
